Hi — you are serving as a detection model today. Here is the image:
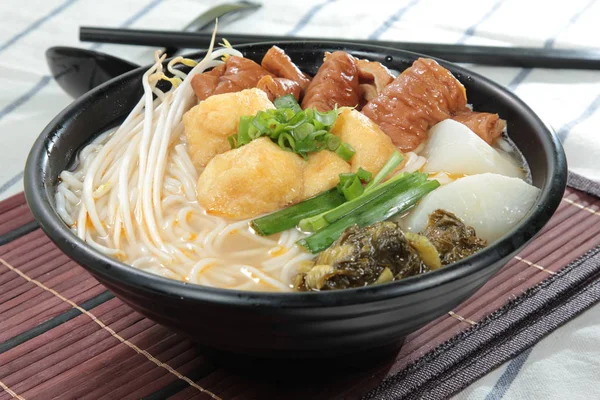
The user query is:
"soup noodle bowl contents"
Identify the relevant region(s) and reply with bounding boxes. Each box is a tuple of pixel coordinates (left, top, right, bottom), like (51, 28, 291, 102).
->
(55, 36, 539, 292)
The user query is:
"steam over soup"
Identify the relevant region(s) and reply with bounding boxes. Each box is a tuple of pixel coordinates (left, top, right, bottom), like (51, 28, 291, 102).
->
(55, 37, 538, 292)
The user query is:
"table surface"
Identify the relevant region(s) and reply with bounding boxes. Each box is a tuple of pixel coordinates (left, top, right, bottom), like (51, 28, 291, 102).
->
(0, 0, 599, 399)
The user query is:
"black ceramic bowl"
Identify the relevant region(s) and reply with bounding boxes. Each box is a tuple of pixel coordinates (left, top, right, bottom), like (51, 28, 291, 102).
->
(25, 42, 567, 359)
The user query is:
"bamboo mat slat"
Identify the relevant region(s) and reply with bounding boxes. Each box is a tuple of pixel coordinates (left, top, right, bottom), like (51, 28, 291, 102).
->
(0, 194, 35, 238)
(0, 180, 599, 400)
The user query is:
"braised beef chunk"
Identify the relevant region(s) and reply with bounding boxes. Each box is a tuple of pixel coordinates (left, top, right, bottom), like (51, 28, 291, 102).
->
(191, 56, 273, 100)
(451, 110, 506, 144)
(362, 58, 467, 151)
(261, 46, 312, 92)
(212, 56, 274, 95)
(190, 64, 225, 101)
(256, 75, 302, 101)
(301, 51, 361, 112)
(355, 57, 395, 104)
(192, 47, 310, 102)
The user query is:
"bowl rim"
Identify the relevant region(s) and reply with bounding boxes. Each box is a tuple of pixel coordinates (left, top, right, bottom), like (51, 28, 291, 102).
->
(25, 40, 567, 307)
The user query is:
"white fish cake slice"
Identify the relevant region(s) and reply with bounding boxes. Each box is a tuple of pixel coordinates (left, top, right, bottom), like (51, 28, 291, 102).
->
(422, 119, 524, 179)
(403, 173, 540, 242)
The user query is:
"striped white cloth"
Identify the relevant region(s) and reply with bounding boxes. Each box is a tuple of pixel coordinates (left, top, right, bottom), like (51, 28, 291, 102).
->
(1, 0, 599, 398)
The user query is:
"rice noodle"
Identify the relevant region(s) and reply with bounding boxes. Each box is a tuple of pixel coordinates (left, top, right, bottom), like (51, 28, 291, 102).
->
(55, 39, 313, 292)
(401, 152, 427, 173)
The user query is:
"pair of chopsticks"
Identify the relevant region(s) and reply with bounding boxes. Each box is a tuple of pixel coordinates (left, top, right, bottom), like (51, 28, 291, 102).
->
(80, 26, 600, 70)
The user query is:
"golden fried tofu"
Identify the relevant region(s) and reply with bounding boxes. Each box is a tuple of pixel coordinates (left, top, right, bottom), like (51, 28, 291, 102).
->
(302, 150, 350, 199)
(331, 108, 404, 175)
(183, 88, 275, 169)
(196, 138, 305, 219)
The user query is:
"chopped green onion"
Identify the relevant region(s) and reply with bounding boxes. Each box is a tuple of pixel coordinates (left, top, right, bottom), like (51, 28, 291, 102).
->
(232, 95, 353, 161)
(252, 111, 270, 133)
(278, 133, 296, 151)
(335, 142, 356, 161)
(227, 135, 237, 149)
(282, 108, 295, 121)
(308, 130, 328, 142)
(237, 116, 253, 147)
(356, 168, 372, 183)
(326, 134, 341, 151)
(337, 173, 355, 188)
(294, 140, 315, 154)
(336, 173, 365, 201)
(304, 109, 314, 121)
(313, 119, 325, 131)
(267, 119, 283, 135)
(251, 188, 345, 236)
(365, 151, 404, 191)
(287, 111, 307, 128)
(274, 94, 302, 114)
(294, 122, 314, 139)
(247, 124, 260, 141)
(314, 109, 338, 127)
(298, 179, 440, 253)
(340, 175, 364, 201)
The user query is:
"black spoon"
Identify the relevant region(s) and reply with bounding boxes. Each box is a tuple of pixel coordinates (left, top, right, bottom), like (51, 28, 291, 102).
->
(46, 1, 261, 98)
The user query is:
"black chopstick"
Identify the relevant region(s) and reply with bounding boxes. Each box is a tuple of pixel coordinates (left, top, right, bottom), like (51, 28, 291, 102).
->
(80, 26, 600, 70)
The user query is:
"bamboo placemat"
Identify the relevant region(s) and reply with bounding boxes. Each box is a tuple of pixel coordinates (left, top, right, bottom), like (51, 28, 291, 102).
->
(1, 174, 599, 400)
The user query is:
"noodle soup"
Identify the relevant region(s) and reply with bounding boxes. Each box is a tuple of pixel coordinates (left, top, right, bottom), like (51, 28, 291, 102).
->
(55, 37, 539, 292)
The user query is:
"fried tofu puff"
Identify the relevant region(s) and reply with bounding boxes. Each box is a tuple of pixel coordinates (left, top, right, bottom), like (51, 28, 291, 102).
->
(331, 108, 404, 175)
(302, 150, 351, 199)
(183, 88, 275, 169)
(196, 138, 305, 219)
